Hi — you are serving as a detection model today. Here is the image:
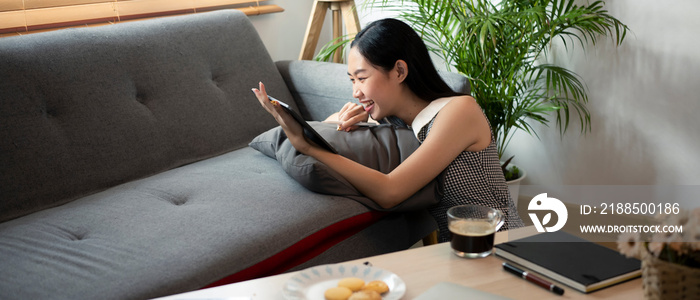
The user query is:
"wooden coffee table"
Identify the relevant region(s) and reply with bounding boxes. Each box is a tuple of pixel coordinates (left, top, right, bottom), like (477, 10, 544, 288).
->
(156, 226, 642, 299)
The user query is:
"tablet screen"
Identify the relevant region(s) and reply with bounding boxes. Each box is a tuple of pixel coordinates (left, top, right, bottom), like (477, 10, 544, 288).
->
(269, 96, 338, 154)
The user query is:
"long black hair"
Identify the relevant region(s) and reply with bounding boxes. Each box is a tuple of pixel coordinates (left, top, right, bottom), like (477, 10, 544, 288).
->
(350, 18, 465, 102)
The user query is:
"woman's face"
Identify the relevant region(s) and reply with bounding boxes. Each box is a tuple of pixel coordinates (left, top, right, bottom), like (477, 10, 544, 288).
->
(346, 47, 399, 121)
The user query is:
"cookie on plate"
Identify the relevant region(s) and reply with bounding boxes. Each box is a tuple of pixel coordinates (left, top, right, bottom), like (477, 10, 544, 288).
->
(337, 277, 365, 292)
(324, 286, 353, 300)
(362, 280, 390, 294)
(348, 290, 382, 300)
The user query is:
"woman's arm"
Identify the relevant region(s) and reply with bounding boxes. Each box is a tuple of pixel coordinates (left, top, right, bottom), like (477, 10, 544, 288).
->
(254, 82, 489, 209)
(309, 96, 491, 208)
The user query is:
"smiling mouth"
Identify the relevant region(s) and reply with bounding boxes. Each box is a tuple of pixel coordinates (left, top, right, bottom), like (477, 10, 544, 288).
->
(362, 100, 375, 112)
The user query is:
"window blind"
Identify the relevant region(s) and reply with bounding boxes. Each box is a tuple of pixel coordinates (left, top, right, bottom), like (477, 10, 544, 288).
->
(0, 0, 283, 37)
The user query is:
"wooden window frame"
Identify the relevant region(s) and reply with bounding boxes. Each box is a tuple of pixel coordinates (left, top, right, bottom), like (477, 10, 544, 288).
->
(0, 0, 283, 37)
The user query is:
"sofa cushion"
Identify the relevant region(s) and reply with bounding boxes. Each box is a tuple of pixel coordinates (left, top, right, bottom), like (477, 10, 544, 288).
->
(249, 122, 443, 211)
(0, 10, 293, 222)
(0, 147, 426, 299)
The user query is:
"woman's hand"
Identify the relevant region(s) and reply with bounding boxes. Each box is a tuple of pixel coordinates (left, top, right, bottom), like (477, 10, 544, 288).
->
(252, 82, 314, 154)
(328, 102, 372, 132)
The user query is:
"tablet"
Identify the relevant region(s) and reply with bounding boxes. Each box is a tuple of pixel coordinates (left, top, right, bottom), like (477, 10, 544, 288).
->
(268, 96, 338, 154)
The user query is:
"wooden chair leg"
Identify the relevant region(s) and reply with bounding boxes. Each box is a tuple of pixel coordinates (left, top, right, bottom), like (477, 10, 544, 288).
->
(300, 0, 360, 61)
(422, 230, 438, 246)
(340, 0, 360, 37)
(299, 0, 330, 60)
(330, 2, 342, 63)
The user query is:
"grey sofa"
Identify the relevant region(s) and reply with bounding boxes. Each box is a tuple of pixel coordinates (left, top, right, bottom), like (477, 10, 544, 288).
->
(0, 9, 468, 300)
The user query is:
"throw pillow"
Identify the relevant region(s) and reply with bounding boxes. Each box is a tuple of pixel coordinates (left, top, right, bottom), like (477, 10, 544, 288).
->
(249, 122, 443, 211)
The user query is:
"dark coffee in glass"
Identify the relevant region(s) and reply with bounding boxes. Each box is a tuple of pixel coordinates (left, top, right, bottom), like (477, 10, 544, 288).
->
(449, 220, 496, 257)
(446, 205, 504, 258)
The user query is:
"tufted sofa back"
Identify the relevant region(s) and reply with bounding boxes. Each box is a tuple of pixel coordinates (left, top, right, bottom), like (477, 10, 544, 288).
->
(0, 10, 291, 222)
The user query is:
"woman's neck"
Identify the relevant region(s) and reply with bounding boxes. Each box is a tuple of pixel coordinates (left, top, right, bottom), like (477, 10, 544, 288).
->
(394, 88, 429, 125)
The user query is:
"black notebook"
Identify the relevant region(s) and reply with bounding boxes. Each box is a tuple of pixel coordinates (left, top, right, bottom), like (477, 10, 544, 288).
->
(494, 231, 641, 293)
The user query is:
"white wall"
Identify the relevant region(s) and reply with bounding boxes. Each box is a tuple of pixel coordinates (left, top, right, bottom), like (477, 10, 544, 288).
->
(505, 0, 700, 187)
(250, 1, 700, 187)
(248, 0, 332, 61)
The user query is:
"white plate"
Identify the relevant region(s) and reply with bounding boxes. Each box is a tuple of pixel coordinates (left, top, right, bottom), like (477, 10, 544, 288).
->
(282, 263, 406, 300)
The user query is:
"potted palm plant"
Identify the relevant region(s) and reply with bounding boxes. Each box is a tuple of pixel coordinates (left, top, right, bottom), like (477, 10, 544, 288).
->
(316, 0, 628, 187)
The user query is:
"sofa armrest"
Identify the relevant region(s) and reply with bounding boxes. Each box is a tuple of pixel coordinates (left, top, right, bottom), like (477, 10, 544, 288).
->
(276, 60, 471, 121)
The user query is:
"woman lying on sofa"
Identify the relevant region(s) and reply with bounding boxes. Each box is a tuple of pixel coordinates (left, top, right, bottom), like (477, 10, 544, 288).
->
(253, 18, 523, 242)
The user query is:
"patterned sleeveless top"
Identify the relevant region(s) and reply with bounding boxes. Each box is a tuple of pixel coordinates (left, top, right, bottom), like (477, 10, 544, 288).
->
(414, 100, 524, 243)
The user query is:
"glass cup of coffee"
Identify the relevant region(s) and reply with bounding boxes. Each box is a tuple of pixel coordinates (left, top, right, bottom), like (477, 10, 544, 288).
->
(447, 205, 504, 258)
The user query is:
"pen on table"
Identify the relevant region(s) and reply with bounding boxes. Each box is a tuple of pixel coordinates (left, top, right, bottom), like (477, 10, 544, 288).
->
(503, 262, 565, 295)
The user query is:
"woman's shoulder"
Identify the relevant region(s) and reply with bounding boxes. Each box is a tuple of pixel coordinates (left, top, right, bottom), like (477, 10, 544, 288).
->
(433, 95, 482, 122)
(415, 95, 483, 138)
(440, 94, 478, 109)
(429, 95, 492, 151)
